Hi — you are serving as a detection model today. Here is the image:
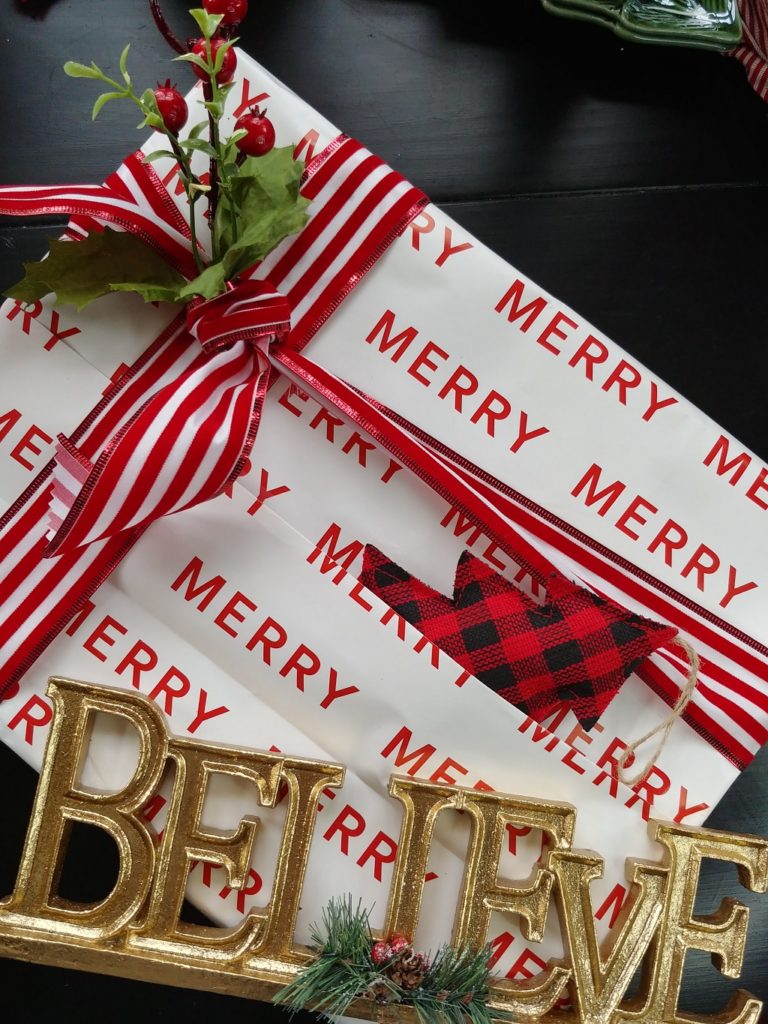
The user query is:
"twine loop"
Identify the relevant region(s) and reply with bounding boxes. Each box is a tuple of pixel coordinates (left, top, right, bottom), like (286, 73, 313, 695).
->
(617, 636, 700, 788)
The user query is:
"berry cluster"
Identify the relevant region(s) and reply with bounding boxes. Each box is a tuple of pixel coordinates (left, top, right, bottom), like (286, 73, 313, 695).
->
(369, 934, 429, 999)
(151, 0, 274, 159)
(57, 1, 306, 296)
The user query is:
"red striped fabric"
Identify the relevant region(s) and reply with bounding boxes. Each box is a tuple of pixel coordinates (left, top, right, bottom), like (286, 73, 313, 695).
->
(0, 135, 427, 693)
(0, 153, 199, 279)
(0, 317, 191, 689)
(734, 0, 768, 101)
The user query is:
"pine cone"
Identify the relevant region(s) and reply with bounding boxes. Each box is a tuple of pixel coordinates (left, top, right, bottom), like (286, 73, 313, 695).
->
(392, 951, 428, 989)
(387, 965, 405, 987)
(400, 951, 429, 973)
(366, 980, 394, 1006)
(400, 967, 425, 990)
(386, 948, 429, 990)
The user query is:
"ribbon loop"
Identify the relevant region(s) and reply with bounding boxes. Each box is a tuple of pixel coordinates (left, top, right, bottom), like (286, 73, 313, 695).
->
(186, 278, 292, 353)
(45, 338, 272, 556)
(0, 134, 430, 688)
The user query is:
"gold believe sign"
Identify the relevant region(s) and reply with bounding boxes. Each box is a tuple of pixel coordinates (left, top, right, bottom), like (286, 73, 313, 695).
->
(0, 677, 766, 1023)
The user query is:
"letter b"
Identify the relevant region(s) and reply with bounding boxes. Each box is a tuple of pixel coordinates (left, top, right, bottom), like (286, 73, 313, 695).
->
(2, 678, 168, 939)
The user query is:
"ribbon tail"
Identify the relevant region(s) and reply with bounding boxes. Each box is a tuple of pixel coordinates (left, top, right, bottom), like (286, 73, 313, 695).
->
(0, 153, 199, 279)
(45, 341, 271, 557)
(269, 343, 557, 583)
(46, 437, 94, 538)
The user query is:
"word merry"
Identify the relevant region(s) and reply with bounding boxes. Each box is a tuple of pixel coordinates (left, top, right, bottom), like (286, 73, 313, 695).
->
(364, 309, 551, 456)
(703, 434, 768, 512)
(5, 298, 81, 351)
(408, 211, 475, 267)
(170, 555, 360, 710)
(382, 719, 708, 828)
(494, 280, 678, 424)
(0, 678, 764, 1024)
(0, 408, 53, 475)
(276, 383, 402, 485)
(571, 462, 758, 608)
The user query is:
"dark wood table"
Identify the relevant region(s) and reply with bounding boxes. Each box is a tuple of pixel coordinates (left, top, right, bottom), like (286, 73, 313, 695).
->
(0, 0, 766, 1019)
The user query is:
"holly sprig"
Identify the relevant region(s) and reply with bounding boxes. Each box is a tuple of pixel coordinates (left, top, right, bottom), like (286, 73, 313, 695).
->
(275, 897, 502, 1024)
(6, 3, 309, 311)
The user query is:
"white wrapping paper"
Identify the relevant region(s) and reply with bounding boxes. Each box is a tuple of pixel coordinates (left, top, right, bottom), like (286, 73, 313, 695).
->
(1, 49, 765, 981)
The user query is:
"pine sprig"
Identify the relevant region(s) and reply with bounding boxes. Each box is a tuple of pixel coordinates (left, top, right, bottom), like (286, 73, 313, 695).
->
(274, 897, 502, 1024)
(412, 945, 496, 1024)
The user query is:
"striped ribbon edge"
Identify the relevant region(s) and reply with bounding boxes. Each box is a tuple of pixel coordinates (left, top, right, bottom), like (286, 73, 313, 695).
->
(330, 388, 768, 771)
(0, 135, 428, 696)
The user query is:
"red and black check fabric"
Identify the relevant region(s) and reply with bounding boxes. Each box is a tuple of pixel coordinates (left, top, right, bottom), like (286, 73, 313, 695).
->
(360, 545, 677, 730)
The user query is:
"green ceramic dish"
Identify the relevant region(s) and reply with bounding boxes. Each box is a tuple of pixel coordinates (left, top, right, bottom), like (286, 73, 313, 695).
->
(541, 0, 742, 52)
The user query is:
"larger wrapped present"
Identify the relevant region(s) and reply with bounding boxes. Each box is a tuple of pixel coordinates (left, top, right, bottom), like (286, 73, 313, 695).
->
(0, 28, 766, 1006)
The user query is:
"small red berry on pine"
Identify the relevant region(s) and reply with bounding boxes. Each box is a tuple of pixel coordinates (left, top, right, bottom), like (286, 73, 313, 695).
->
(202, 0, 248, 25)
(234, 107, 276, 157)
(153, 80, 188, 134)
(191, 37, 237, 84)
(370, 941, 392, 965)
(388, 935, 411, 956)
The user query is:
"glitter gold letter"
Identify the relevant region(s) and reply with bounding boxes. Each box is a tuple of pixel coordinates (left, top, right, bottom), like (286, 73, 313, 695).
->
(385, 775, 574, 1019)
(622, 821, 768, 1024)
(2, 677, 167, 939)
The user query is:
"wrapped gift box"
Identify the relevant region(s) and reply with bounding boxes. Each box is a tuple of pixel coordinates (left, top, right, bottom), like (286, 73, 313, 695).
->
(0, 45, 767, 995)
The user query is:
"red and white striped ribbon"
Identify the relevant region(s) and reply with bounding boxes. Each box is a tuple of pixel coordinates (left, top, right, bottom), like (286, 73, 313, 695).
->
(733, 0, 768, 101)
(335, 390, 768, 771)
(0, 153, 200, 278)
(0, 135, 426, 694)
(1, 134, 766, 775)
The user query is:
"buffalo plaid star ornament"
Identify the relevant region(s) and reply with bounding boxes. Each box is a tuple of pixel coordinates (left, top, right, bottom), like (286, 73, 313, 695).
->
(361, 545, 677, 730)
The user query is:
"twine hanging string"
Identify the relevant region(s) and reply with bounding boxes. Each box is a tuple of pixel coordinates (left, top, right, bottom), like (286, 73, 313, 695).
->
(617, 636, 700, 787)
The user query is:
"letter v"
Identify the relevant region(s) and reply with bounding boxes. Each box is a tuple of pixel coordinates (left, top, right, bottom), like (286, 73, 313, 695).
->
(549, 851, 667, 1024)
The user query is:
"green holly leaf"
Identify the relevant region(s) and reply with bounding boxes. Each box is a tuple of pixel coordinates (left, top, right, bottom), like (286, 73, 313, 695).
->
(238, 146, 306, 203)
(177, 261, 229, 301)
(4, 228, 188, 311)
(215, 146, 309, 276)
(223, 199, 309, 280)
(109, 282, 187, 304)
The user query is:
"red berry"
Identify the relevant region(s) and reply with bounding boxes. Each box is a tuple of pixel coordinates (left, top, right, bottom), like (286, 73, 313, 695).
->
(203, 0, 248, 25)
(234, 107, 276, 157)
(371, 941, 392, 965)
(191, 37, 237, 85)
(389, 935, 411, 956)
(153, 80, 188, 134)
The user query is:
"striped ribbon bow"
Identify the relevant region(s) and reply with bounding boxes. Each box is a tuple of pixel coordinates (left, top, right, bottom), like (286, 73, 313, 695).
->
(2, 136, 767, 778)
(46, 279, 292, 555)
(0, 135, 443, 691)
